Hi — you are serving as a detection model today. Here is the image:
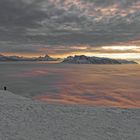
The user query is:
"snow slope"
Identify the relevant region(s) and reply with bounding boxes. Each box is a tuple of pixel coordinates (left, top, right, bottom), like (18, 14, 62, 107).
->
(0, 90, 139, 140)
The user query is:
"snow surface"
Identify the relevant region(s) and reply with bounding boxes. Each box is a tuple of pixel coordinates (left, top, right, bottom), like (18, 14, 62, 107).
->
(0, 90, 140, 140)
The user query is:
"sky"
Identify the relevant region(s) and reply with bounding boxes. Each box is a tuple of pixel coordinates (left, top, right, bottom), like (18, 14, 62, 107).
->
(0, 0, 140, 59)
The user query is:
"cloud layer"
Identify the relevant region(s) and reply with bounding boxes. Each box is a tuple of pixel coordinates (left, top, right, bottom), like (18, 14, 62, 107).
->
(0, 0, 140, 56)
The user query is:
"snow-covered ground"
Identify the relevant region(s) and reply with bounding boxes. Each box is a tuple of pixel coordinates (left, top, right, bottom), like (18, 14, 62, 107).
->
(0, 90, 139, 140)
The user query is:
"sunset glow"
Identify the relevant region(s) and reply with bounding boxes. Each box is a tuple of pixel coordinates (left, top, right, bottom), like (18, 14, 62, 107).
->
(0, 0, 140, 61)
(102, 46, 140, 51)
(2, 50, 140, 60)
(0, 1, 140, 138)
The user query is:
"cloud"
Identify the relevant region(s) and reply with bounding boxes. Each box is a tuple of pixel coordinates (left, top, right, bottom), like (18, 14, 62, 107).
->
(0, 0, 140, 55)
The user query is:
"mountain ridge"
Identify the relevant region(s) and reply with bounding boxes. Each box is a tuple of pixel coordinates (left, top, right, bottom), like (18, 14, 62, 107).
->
(0, 54, 58, 61)
(62, 55, 137, 64)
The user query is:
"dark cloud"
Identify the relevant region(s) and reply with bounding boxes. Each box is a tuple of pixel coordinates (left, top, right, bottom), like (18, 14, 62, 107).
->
(0, 0, 47, 27)
(0, 0, 140, 55)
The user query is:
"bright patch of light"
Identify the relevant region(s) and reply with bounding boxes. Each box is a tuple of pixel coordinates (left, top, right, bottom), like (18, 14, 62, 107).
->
(92, 53, 140, 59)
(102, 46, 140, 51)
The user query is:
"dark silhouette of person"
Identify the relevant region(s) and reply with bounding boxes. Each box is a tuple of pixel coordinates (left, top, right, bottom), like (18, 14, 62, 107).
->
(4, 86, 7, 91)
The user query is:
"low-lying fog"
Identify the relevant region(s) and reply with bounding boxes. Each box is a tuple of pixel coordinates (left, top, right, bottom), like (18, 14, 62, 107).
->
(0, 62, 140, 108)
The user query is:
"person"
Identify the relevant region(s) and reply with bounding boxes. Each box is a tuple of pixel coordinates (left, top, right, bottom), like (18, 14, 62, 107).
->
(4, 86, 7, 91)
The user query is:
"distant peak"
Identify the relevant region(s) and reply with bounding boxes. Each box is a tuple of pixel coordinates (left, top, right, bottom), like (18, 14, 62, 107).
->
(44, 54, 51, 58)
